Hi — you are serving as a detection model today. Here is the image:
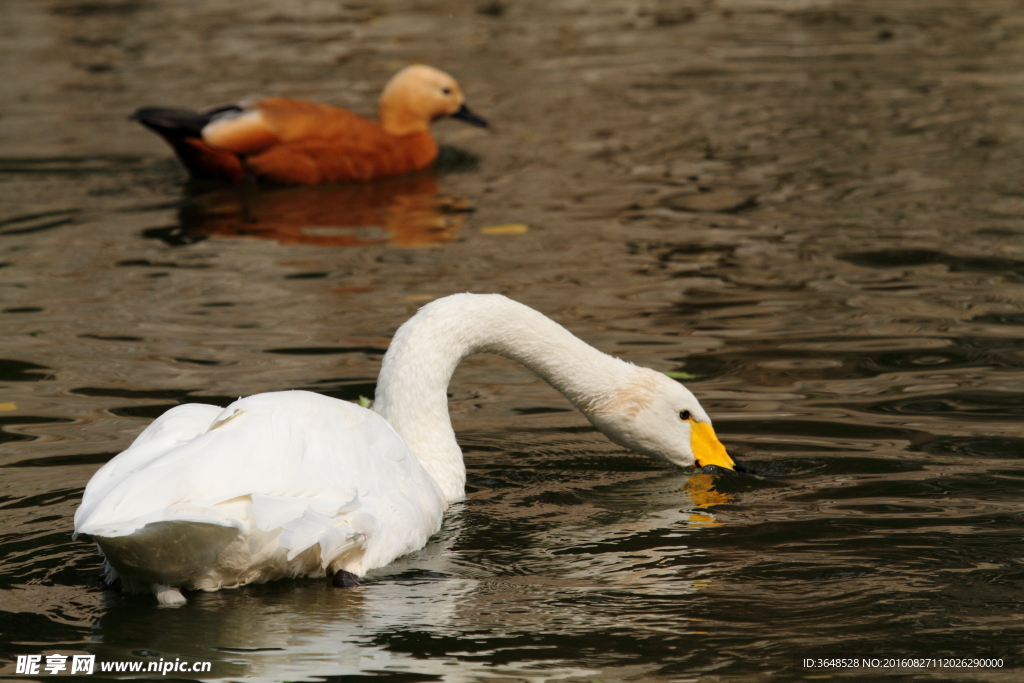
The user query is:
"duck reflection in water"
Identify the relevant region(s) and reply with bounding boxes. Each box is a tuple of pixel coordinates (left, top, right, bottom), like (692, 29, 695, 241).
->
(145, 167, 472, 248)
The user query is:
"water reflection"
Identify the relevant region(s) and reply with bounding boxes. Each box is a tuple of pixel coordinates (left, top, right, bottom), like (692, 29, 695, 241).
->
(144, 171, 471, 248)
(87, 523, 477, 680)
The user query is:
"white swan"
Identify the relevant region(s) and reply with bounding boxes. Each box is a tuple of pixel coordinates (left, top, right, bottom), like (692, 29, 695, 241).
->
(74, 293, 746, 605)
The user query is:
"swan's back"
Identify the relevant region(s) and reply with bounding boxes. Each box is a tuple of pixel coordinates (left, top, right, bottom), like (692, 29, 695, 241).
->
(75, 391, 446, 594)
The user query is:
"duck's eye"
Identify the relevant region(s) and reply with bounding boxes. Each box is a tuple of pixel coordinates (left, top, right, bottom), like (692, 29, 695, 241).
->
(442, 87, 452, 95)
(679, 410, 691, 421)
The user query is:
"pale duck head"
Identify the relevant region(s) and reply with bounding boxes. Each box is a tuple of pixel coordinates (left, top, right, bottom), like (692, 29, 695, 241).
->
(378, 65, 488, 136)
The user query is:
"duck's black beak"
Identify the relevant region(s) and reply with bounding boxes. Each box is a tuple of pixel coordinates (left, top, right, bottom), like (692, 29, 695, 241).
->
(451, 103, 488, 128)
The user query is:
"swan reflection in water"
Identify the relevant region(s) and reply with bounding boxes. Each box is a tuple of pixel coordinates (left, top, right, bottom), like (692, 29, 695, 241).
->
(86, 471, 734, 681)
(144, 168, 472, 248)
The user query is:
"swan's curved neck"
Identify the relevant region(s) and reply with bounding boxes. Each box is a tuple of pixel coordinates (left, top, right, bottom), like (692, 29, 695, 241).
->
(373, 294, 633, 503)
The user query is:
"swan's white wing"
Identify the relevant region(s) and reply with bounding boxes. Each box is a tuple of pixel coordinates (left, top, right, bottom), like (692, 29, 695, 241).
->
(75, 391, 446, 573)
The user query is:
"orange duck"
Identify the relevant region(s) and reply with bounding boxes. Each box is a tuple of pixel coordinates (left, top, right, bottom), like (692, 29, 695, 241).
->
(132, 65, 488, 185)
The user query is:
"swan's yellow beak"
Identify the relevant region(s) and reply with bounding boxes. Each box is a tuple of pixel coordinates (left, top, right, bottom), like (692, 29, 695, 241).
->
(691, 421, 738, 471)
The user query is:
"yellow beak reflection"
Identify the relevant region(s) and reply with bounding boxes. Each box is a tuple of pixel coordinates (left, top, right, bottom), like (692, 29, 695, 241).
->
(690, 421, 737, 471)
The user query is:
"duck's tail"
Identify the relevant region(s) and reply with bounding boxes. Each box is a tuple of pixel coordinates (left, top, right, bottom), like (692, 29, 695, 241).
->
(132, 105, 247, 183)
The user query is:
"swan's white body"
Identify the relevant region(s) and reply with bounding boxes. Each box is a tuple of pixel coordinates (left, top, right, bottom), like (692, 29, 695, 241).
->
(75, 294, 739, 605)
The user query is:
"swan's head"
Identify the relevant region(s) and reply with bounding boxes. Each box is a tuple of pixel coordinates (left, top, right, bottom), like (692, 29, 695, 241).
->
(378, 65, 488, 136)
(586, 368, 749, 472)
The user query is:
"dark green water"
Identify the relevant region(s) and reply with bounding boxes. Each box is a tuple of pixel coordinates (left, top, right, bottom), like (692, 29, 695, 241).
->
(1, 0, 1023, 680)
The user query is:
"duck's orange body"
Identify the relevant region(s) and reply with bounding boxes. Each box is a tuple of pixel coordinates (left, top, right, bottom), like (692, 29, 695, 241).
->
(133, 65, 486, 185)
(212, 97, 440, 184)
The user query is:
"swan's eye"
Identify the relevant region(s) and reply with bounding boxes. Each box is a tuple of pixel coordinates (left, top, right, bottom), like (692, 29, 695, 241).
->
(442, 87, 452, 95)
(679, 410, 691, 421)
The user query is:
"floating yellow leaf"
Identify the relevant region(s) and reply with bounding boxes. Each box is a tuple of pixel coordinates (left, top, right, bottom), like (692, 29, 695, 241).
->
(0, 402, 16, 411)
(480, 223, 529, 235)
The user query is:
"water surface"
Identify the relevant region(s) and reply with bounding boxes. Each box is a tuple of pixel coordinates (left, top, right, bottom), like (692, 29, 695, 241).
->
(2, 0, 1023, 680)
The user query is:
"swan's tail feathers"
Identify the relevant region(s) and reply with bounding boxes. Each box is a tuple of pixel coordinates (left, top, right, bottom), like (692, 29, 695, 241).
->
(260, 493, 372, 569)
(131, 105, 246, 183)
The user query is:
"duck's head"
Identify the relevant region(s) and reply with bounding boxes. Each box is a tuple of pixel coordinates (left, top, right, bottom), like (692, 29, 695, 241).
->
(378, 65, 488, 136)
(585, 368, 752, 473)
